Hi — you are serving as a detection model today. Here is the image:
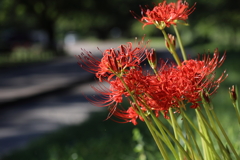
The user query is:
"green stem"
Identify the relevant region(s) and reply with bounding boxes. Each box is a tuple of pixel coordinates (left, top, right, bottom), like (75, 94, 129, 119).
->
(196, 109, 212, 160)
(169, 108, 183, 160)
(181, 110, 221, 159)
(210, 109, 240, 159)
(173, 25, 187, 61)
(201, 98, 229, 158)
(202, 100, 219, 137)
(233, 102, 240, 126)
(151, 114, 192, 160)
(233, 86, 240, 125)
(182, 113, 204, 160)
(135, 97, 190, 159)
(196, 109, 231, 160)
(138, 97, 179, 159)
(144, 117, 170, 160)
(178, 106, 203, 160)
(161, 111, 202, 160)
(117, 75, 169, 160)
(161, 29, 181, 66)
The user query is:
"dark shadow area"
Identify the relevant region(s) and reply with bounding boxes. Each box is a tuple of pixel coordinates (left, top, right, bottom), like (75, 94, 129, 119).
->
(0, 81, 104, 157)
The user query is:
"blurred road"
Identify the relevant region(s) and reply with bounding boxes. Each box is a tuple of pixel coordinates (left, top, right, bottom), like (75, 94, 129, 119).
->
(0, 57, 91, 105)
(0, 41, 118, 157)
(0, 82, 106, 157)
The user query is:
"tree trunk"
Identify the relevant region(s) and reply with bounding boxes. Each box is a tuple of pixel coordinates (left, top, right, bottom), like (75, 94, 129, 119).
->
(41, 19, 57, 53)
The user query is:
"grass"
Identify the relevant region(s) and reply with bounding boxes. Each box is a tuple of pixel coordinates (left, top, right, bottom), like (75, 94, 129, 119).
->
(1, 45, 240, 160)
(0, 46, 56, 68)
(2, 110, 162, 160)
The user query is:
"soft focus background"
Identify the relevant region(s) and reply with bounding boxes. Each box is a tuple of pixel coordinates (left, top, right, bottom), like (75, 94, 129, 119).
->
(0, 0, 239, 159)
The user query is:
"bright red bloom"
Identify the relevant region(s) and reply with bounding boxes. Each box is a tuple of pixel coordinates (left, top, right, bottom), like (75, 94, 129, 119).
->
(111, 106, 145, 125)
(77, 40, 147, 82)
(132, 0, 196, 29)
(79, 43, 227, 125)
(159, 50, 227, 109)
(132, 50, 227, 113)
(179, 49, 227, 96)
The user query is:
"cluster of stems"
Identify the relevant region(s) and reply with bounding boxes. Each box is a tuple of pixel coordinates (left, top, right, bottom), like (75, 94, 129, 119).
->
(79, 1, 240, 159)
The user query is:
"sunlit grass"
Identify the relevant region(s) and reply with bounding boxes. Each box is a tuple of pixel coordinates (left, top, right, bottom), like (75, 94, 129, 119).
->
(0, 46, 55, 68)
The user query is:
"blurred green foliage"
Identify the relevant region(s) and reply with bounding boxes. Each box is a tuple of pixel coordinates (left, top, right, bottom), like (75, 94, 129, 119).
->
(184, 0, 240, 51)
(0, 46, 54, 68)
(0, 0, 239, 51)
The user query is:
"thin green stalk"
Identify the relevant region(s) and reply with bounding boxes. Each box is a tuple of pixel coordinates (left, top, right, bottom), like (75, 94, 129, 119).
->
(210, 109, 240, 159)
(137, 97, 179, 159)
(160, 111, 202, 159)
(230, 85, 240, 126)
(150, 114, 192, 160)
(202, 100, 229, 158)
(196, 109, 212, 160)
(233, 102, 240, 126)
(182, 114, 204, 160)
(150, 121, 180, 160)
(196, 109, 231, 160)
(173, 25, 187, 61)
(143, 117, 170, 160)
(181, 111, 221, 159)
(169, 108, 183, 160)
(116, 75, 170, 160)
(150, 115, 179, 160)
(202, 101, 219, 137)
(233, 86, 240, 125)
(178, 107, 203, 160)
(161, 29, 181, 66)
(133, 104, 170, 160)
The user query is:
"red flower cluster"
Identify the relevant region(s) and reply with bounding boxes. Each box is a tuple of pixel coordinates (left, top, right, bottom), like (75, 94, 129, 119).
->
(78, 41, 226, 125)
(131, 0, 196, 29)
(77, 40, 147, 82)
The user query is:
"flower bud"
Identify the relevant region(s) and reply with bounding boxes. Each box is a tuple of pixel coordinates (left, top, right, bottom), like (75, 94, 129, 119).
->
(107, 50, 119, 73)
(146, 49, 157, 70)
(202, 91, 211, 104)
(201, 90, 213, 110)
(229, 85, 237, 103)
(165, 34, 176, 51)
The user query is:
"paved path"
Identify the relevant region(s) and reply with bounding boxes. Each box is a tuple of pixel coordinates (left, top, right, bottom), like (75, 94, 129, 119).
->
(0, 40, 124, 105)
(0, 81, 106, 157)
(0, 41, 121, 157)
(0, 56, 90, 105)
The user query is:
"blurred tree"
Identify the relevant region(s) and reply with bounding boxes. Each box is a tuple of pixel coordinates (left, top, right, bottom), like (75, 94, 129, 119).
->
(182, 0, 240, 51)
(0, 0, 84, 53)
(0, 0, 239, 53)
(0, 0, 154, 53)
(56, 0, 155, 39)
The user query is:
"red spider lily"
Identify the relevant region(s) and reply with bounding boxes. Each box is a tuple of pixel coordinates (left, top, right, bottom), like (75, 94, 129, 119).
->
(105, 51, 226, 123)
(137, 51, 227, 112)
(84, 82, 120, 108)
(77, 40, 148, 82)
(111, 105, 145, 125)
(172, 50, 227, 108)
(179, 49, 227, 95)
(79, 44, 227, 125)
(131, 0, 196, 29)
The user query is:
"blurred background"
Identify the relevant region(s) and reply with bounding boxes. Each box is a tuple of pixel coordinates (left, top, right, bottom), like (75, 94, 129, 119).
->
(0, 0, 240, 159)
